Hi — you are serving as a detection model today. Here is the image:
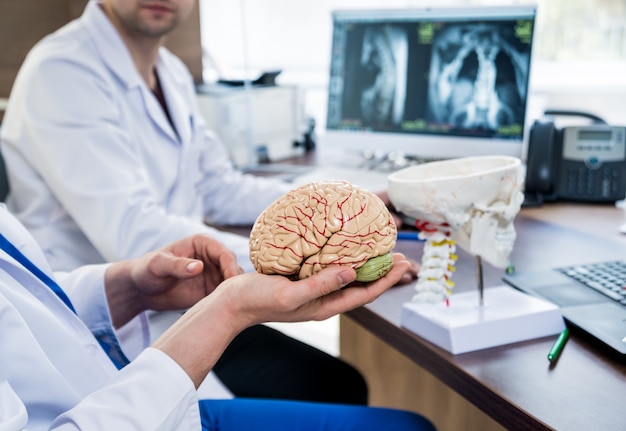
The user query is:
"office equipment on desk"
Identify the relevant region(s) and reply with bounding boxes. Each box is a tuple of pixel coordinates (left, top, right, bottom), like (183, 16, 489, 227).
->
(217, 70, 282, 87)
(196, 83, 306, 168)
(524, 110, 626, 206)
(503, 260, 626, 359)
(322, 6, 536, 162)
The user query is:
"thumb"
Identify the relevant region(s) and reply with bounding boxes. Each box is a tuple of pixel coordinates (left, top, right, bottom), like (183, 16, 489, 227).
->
(182, 259, 204, 276)
(304, 266, 357, 297)
(152, 252, 204, 278)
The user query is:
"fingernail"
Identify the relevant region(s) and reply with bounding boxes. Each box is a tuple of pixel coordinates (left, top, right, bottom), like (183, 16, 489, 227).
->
(186, 261, 201, 273)
(338, 270, 356, 286)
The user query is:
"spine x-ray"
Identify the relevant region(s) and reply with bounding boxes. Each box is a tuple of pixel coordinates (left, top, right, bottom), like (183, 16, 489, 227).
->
(427, 23, 530, 132)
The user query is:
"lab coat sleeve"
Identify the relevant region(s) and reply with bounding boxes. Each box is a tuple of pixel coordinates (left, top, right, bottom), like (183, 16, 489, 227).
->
(56, 264, 112, 333)
(54, 348, 201, 430)
(164, 54, 294, 226)
(0, 267, 199, 429)
(56, 264, 150, 359)
(3, 51, 227, 263)
(0, 355, 200, 431)
(0, 372, 28, 431)
(193, 124, 294, 225)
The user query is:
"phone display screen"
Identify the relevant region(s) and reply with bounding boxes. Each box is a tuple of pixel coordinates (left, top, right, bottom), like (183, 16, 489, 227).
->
(577, 130, 612, 142)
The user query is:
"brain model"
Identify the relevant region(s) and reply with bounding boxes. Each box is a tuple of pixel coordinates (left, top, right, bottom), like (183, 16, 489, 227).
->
(250, 181, 397, 281)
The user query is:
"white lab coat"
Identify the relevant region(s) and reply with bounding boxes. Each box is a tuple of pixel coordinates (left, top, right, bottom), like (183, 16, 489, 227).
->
(0, 206, 203, 430)
(1, 0, 291, 273)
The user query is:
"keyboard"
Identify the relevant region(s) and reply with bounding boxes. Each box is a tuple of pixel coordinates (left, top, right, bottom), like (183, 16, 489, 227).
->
(557, 261, 626, 305)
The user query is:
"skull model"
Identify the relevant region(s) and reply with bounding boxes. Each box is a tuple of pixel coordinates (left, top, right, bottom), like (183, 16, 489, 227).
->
(388, 156, 524, 303)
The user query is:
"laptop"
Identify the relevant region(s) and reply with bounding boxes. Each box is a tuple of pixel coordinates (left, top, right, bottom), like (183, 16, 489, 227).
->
(503, 260, 626, 359)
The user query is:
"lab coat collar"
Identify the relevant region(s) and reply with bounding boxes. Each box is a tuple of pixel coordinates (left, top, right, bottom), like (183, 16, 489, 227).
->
(0, 248, 78, 322)
(81, 1, 181, 144)
(82, 1, 143, 91)
(155, 56, 193, 144)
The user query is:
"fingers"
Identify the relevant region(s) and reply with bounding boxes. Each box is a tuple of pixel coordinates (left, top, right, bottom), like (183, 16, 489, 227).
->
(306, 253, 409, 295)
(396, 258, 420, 285)
(148, 252, 205, 280)
(281, 266, 357, 308)
(214, 254, 412, 328)
(291, 254, 411, 320)
(312, 266, 358, 296)
(365, 254, 411, 292)
(217, 252, 245, 279)
(153, 234, 242, 283)
(192, 234, 243, 279)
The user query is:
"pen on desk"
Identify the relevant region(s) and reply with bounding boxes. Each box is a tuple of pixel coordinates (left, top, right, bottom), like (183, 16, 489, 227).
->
(547, 327, 569, 363)
(397, 231, 423, 241)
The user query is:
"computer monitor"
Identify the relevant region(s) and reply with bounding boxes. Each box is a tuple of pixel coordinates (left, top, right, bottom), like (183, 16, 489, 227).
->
(324, 6, 537, 162)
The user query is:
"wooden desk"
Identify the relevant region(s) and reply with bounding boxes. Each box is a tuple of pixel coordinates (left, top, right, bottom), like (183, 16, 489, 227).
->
(339, 203, 626, 431)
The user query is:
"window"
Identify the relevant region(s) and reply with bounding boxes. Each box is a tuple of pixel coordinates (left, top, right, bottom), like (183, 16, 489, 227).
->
(200, 1, 626, 128)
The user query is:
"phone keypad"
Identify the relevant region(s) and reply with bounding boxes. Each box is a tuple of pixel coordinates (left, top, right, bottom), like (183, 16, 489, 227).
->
(564, 165, 623, 200)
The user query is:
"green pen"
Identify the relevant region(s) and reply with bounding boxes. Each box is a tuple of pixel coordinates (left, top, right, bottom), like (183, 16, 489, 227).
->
(547, 327, 569, 363)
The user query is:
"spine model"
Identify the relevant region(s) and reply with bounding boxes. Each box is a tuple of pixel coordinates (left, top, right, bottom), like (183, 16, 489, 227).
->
(413, 225, 457, 305)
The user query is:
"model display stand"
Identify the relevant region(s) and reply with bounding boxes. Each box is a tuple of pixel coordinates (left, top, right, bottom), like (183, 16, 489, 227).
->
(400, 283, 564, 354)
(388, 156, 566, 354)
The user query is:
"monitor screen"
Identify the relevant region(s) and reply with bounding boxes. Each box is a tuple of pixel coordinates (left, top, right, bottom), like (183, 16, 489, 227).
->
(324, 6, 537, 162)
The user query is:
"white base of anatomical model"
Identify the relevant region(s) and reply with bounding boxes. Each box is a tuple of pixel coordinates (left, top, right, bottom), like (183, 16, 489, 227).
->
(401, 285, 564, 354)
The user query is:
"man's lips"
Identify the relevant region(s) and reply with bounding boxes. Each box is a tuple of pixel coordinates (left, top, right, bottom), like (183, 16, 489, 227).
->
(142, 3, 174, 14)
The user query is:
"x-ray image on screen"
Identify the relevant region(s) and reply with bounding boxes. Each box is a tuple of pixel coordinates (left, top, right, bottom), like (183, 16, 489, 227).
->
(426, 23, 531, 132)
(338, 24, 408, 128)
(359, 26, 408, 126)
(326, 7, 536, 160)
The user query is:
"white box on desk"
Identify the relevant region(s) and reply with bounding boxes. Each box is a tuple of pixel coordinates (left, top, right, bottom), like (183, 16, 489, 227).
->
(196, 84, 305, 167)
(401, 285, 565, 354)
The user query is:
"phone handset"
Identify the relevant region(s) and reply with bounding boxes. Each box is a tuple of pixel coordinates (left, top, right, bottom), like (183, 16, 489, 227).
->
(543, 110, 608, 125)
(524, 118, 560, 206)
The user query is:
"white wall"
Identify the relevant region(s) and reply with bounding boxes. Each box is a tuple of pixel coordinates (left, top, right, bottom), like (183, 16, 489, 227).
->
(200, 1, 626, 133)
(529, 62, 626, 126)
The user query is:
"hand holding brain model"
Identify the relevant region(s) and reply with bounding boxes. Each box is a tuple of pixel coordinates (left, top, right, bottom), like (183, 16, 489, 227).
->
(250, 181, 397, 282)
